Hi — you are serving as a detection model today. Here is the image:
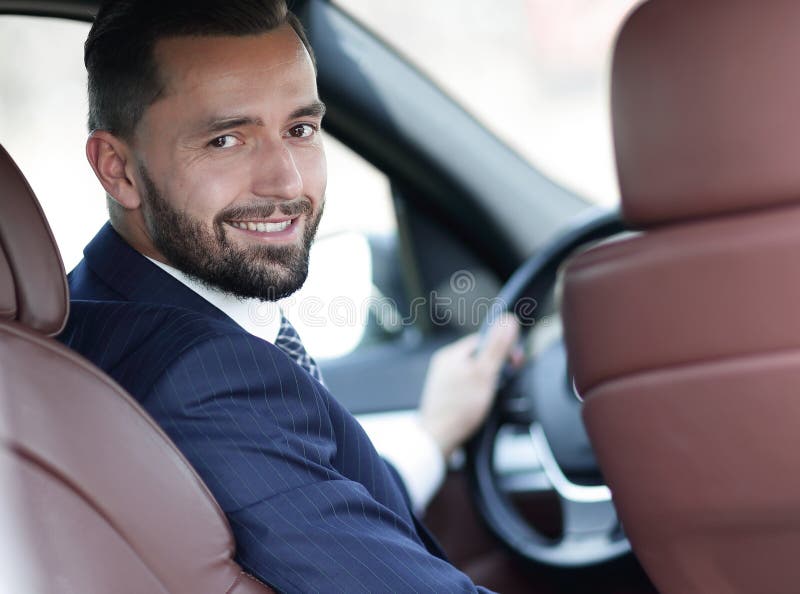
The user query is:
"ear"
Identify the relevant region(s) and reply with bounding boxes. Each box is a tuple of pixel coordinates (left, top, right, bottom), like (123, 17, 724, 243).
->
(85, 130, 141, 210)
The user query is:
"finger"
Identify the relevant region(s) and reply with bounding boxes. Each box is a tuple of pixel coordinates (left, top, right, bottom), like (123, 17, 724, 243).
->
(434, 332, 480, 361)
(477, 312, 520, 368)
(510, 343, 526, 368)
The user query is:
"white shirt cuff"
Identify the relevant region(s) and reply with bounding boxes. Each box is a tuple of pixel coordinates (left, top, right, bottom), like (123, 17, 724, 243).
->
(357, 411, 446, 515)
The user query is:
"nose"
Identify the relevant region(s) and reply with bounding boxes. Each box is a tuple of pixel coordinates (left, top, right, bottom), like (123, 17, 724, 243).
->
(251, 139, 303, 200)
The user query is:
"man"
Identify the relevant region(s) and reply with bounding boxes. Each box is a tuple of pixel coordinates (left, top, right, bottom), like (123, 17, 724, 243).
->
(60, 0, 519, 591)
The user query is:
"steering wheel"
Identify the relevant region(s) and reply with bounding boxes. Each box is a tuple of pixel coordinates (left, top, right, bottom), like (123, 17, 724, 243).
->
(467, 208, 629, 568)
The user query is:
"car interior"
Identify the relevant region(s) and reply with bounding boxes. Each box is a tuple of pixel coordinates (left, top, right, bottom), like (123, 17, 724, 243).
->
(3, 0, 795, 592)
(2, 2, 620, 592)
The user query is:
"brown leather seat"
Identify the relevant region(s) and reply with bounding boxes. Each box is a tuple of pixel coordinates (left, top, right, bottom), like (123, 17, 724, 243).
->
(561, 1, 800, 593)
(0, 142, 274, 592)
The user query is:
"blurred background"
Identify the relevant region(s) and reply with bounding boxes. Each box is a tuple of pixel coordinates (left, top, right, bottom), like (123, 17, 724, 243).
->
(338, 0, 640, 205)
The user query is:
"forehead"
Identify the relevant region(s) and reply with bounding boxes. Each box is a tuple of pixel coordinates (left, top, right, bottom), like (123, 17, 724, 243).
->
(152, 24, 316, 103)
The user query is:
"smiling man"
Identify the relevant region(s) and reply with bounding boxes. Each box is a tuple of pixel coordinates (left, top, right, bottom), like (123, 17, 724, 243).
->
(60, 1, 518, 591)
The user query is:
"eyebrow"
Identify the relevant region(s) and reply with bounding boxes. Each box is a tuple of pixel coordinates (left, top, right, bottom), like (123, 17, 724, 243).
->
(202, 117, 261, 136)
(198, 101, 327, 136)
(290, 100, 327, 120)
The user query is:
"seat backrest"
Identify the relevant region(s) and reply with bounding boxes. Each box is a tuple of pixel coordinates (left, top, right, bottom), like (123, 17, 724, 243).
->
(0, 143, 273, 593)
(561, 1, 800, 593)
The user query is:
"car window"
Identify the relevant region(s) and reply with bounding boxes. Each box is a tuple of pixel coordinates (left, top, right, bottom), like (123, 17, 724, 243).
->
(0, 15, 399, 360)
(335, 0, 642, 207)
(0, 17, 105, 270)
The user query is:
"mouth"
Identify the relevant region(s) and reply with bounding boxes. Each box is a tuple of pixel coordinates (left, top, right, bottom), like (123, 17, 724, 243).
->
(226, 218, 297, 233)
(225, 216, 300, 243)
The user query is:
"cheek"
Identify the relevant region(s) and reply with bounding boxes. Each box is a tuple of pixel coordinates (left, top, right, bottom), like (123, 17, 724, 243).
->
(168, 165, 246, 222)
(300, 147, 327, 204)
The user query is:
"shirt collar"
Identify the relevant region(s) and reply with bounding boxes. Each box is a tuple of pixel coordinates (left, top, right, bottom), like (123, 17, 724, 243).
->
(145, 257, 282, 344)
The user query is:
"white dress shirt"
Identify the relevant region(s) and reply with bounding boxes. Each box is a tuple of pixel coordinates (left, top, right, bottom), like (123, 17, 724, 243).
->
(147, 258, 445, 513)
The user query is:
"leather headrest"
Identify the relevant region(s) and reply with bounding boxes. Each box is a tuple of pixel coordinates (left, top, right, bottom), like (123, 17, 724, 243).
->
(0, 144, 68, 336)
(613, 0, 800, 227)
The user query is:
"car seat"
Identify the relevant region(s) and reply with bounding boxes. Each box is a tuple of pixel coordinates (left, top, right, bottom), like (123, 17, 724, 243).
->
(561, 1, 800, 592)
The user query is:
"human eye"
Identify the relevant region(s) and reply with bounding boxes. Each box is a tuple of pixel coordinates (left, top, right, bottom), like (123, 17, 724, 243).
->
(208, 134, 242, 149)
(286, 123, 318, 139)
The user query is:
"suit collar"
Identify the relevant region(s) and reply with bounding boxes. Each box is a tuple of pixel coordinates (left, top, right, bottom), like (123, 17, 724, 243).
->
(82, 222, 231, 323)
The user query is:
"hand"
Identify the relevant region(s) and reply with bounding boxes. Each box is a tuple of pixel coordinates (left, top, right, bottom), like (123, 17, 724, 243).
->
(418, 313, 522, 459)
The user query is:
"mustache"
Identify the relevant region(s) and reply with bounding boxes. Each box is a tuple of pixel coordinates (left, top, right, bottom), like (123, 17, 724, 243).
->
(218, 199, 313, 222)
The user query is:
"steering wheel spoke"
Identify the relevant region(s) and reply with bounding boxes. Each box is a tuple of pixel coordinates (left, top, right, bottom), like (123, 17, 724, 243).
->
(529, 423, 611, 505)
(493, 424, 552, 495)
(561, 498, 619, 540)
(529, 422, 619, 536)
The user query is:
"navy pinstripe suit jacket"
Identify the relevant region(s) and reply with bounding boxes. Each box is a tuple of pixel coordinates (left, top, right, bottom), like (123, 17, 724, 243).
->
(59, 224, 491, 593)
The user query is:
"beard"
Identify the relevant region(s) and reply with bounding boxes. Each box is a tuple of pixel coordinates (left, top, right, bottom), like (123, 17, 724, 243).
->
(138, 165, 323, 301)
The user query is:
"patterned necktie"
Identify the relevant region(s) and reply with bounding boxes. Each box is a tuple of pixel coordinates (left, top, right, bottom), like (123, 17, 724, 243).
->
(274, 315, 323, 384)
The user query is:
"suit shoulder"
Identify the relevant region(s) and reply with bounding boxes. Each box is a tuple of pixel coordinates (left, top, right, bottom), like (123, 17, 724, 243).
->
(64, 299, 242, 343)
(59, 300, 263, 383)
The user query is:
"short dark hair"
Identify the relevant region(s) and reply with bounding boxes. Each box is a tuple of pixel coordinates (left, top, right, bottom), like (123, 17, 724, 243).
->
(85, 0, 315, 140)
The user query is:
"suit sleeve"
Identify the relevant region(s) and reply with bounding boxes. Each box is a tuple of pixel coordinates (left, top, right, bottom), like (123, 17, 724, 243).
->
(143, 333, 494, 594)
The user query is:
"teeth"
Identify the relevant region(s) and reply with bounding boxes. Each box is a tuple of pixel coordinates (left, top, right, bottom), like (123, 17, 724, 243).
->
(231, 220, 293, 233)
(265, 220, 292, 232)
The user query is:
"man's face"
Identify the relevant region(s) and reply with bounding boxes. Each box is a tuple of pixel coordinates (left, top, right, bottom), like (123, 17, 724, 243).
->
(130, 25, 326, 301)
